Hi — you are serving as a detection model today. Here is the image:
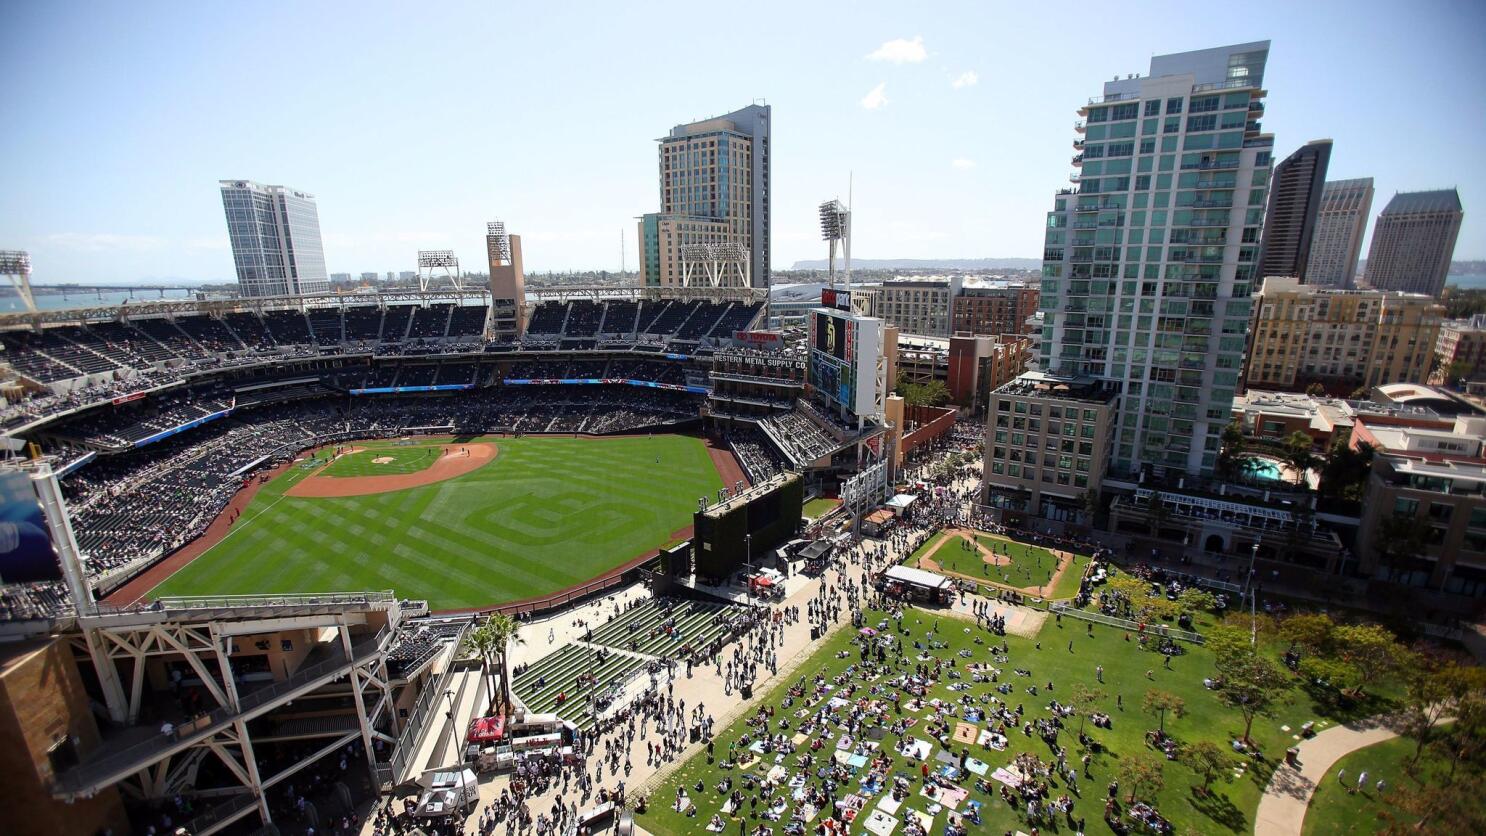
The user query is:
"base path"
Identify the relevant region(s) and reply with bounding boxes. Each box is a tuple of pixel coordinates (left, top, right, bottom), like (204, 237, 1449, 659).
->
(286, 442, 497, 497)
(1254, 713, 1410, 836)
(918, 527, 1076, 597)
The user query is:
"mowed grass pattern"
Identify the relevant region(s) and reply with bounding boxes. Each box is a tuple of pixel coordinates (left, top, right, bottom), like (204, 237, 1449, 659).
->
(151, 435, 723, 609)
(318, 443, 444, 478)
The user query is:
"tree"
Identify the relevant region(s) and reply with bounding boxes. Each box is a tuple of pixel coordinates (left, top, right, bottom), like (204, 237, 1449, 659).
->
(1305, 381, 1327, 397)
(1280, 431, 1320, 485)
(1318, 433, 1373, 502)
(1378, 771, 1486, 835)
(1298, 655, 1362, 700)
(1180, 740, 1231, 796)
(1070, 683, 1107, 736)
(903, 379, 950, 407)
(1216, 420, 1247, 479)
(1080, 488, 1102, 521)
(1278, 612, 1335, 655)
(1143, 688, 1186, 735)
(1147, 491, 1170, 536)
(1176, 587, 1216, 617)
(1208, 626, 1290, 745)
(1329, 623, 1403, 697)
(462, 613, 524, 713)
(1400, 656, 1486, 768)
(1433, 691, 1486, 781)
(1374, 515, 1432, 580)
(1119, 753, 1166, 804)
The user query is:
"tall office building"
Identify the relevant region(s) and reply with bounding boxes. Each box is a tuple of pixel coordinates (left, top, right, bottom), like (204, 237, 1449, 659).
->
(638, 103, 771, 288)
(1304, 178, 1374, 288)
(1363, 189, 1464, 297)
(1040, 41, 1273, 476)
(1258, 139, 1330, 281)
(219, 180, 329, 297)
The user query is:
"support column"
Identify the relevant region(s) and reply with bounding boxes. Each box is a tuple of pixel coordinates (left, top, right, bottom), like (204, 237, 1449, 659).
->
(341, 621, 381, 789)
(82, 626, 130, 724)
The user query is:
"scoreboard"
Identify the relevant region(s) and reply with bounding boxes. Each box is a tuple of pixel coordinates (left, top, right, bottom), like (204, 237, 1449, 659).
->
(807, 307, 882, 418)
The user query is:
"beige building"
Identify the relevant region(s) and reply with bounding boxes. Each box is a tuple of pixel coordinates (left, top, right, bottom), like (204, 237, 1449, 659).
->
(982, 372, 1118, 523)
(873, 277, 963, 337)
(639, 104, 770, 288)
(1246, 276, 1444, 394)
(1304, 178, 1373, 288)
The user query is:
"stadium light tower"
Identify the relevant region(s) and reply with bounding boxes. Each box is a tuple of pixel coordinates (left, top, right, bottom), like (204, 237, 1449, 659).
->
(417, 250, 462, 292)
(818, 199, 851, 292)
(0, 250, 35, 313)
(680, 243, 749, 288)
(486, 222, 512, 266)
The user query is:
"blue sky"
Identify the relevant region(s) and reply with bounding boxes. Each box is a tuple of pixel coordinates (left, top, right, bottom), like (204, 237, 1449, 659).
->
(2, 0, 1483, 282)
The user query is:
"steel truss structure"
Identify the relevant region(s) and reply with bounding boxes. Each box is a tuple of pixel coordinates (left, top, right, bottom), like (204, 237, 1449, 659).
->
(680, 243, 750, 289)
(0, 250, 35, 313)
(417, 250, 463, 292)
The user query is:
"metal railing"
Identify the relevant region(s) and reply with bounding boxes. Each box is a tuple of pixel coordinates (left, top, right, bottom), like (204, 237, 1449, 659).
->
(1046, 602, 1205, 644)
(181, 793, 259, 836)
(54, 627, 388, 796)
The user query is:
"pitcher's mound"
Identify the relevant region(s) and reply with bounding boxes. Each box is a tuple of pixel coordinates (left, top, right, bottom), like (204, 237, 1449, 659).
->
(288, 443, 497, 498)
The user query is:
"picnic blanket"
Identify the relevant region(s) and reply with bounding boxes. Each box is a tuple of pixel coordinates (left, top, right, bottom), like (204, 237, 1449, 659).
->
(907, 809, 935, 831)
(989, 766, 1023, 787)
(863, 809, 898, 836)
(977, 730, 1008, 750)
(875, 795, 904, 815)
(836, 735, 854, 750)
(965, 757, 990, 776)
(903, 738, 934, 760)
(934, 749, 958, 766)
(766, 765, 787, 783)
(918, 784, 969, 810)
(953, 722, 979, 744)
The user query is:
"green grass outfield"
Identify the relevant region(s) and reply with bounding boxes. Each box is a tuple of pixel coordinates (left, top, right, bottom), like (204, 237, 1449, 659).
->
(317, 443, 444, 477)
(150, 435, 723, 609)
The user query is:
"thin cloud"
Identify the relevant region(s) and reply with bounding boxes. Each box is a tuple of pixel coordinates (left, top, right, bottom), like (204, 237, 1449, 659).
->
(45, 232, 166, 251)
(951, 159, 976, 170)
(860, 82, 889, 110)
(951, 70, 979, 89)
(866, 36, 926, 64)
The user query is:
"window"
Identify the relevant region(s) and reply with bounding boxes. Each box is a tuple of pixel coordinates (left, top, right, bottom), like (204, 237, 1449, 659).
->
(1393, 498, 1419, 518)
(1166, 97, 1183, 114)
(1428, 503, 1454, 522)
(1186, 114, 1217, 132)
(1144, 100, 1161, 116)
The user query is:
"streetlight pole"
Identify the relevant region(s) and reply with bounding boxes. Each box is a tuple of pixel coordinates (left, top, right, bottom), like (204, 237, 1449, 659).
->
(1243, 542, 1259, 601)
(744, 533, 753, 607)
(443, 689, 467, 817)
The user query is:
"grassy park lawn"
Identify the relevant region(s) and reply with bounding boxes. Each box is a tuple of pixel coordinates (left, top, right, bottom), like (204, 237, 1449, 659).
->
(637, 605, 1357, 836)
(151, 434, 723, 609)
(804, 498, 841, 520)
(318, 442, 446, 477)
(904, 530, 1092, 599)
(1301, 726, 1464, 835)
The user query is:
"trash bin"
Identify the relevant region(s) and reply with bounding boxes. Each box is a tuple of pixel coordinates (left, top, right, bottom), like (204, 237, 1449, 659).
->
(1285, 747, 1300, 767)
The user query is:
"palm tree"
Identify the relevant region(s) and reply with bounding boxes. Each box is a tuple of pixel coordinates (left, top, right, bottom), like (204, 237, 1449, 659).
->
(1281, 431, 1319, 485)
(462, 613, 524, 714)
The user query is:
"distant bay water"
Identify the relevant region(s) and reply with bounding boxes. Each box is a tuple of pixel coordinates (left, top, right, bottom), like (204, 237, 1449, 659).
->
(1449, 274, 1486, 290)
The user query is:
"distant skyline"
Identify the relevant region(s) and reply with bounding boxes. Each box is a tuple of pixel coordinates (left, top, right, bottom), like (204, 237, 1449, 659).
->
(1, 0, 1483, 282)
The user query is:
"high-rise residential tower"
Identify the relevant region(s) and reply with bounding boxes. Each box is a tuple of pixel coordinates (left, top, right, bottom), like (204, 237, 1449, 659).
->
(638, 103, 771, 288)
(219, 180, 329, 297)
(1258, 139, 1330, 281)
(1363, 189, 1464, 297)
(1040, 41, 1273, 476)
(1304, 177, 1374, 288)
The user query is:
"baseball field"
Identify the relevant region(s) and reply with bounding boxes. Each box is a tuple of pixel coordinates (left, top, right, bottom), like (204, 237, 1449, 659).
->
(148, 434, 725, 610)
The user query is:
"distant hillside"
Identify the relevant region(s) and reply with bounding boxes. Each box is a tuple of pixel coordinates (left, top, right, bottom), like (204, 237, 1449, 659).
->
(788, 257, 1041, 271)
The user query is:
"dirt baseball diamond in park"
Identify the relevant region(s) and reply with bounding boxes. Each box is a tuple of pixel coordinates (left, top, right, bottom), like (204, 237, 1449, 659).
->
(285, 442, 498, 498)
(916, 527, 1077, 596)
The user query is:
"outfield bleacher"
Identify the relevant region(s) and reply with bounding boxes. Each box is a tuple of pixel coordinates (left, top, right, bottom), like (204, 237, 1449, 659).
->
(510, 644, 646, 729)
(584, 598, 737, 658)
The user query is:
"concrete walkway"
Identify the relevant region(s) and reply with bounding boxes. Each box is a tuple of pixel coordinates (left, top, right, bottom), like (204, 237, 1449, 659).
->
(1253, 713, 1405, 836)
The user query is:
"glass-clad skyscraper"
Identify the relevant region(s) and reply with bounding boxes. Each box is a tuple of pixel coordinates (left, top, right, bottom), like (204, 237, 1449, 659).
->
(220, 180, 330, 298)
(1039, 42, 1273, 477)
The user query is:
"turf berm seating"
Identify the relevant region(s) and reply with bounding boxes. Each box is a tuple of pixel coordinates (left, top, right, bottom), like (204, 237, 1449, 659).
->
(510, 645, 646, 729)
(583, 598, 738, 658)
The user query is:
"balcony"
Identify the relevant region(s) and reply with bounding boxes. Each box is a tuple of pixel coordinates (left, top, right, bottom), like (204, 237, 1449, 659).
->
(1069, 173, 1082, 183)
(1179, 217, 1230, 227)
(1071, 220, 1098, 229)
(1074, 120, 1086, 132)
(1180, 159, 1241, 171)
(1072, 155, 1084, 167)
(1194, 180, 1237, 190)
(1073, 139, 1085, 150)
(1088, 91, 1140, 105)
(1192, 79, 1257, 93)
(1188, 200, 1234, 209)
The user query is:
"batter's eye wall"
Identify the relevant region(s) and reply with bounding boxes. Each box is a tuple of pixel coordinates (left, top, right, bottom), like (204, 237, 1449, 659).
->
(691, 475, 804, 579)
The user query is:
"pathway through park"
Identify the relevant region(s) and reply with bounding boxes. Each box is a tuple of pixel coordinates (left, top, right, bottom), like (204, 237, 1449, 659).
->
(1254, 713, 1408, 836)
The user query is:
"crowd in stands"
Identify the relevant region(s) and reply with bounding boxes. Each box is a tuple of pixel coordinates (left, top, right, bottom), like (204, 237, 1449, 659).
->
(760, 410, 841, 467)
(0, 299, 762, 427)
(724, 427, 788, 483)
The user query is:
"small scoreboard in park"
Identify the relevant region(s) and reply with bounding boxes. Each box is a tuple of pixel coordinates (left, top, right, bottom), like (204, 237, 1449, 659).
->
(692, 473, 804, 580)
(807, 306, 882, 420)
